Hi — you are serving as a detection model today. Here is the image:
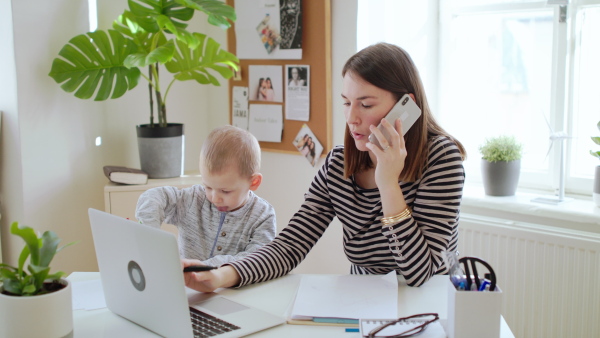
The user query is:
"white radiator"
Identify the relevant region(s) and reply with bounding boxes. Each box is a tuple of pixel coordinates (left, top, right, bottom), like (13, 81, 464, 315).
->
(458, 214, 600, 338)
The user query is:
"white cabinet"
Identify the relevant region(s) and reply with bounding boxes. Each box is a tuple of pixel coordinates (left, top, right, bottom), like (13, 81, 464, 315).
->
(104, 175, 203, 231)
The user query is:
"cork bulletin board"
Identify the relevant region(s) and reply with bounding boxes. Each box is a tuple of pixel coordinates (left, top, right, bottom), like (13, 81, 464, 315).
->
(226, 0, 332, 155)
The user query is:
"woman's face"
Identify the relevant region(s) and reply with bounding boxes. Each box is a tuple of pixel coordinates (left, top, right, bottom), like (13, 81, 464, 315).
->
(342, 71, 396, 152)
(291, 68, 299, 79)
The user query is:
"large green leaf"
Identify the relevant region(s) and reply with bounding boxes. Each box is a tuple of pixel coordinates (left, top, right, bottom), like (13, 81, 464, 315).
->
(178, 0, 236, 29)
(113, 10, 153, 53)
(128, 0, 194, 33)
(166, 33, 238, 86)
(48, 30, 141, 101)
(125, 40, 176, 68)
(39, 231, 61, 268)
(11, 223, 39, 267)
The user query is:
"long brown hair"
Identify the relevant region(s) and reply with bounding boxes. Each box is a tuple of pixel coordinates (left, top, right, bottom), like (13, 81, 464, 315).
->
(342, 43, 466, 181)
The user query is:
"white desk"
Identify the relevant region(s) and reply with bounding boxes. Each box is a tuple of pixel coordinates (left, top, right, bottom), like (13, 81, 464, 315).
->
(69, 272, 514, 337)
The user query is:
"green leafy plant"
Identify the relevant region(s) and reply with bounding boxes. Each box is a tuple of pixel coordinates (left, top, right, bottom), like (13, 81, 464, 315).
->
(479, 135, 523, 163)
(48, 0, 239, 128)
(0, 222, 74, 296)
(591, 121, 600, 160)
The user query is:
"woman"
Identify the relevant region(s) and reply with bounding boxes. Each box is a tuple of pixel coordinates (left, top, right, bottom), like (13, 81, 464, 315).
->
(183, 43, 466, 291)
(288, 67, 305, 86)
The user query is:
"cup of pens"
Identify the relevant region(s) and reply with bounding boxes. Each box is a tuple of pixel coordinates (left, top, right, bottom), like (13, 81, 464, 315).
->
(446, 255, 503, 338)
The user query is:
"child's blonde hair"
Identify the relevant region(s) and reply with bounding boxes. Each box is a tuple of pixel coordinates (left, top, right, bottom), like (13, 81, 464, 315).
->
(200, 125, 261, 178)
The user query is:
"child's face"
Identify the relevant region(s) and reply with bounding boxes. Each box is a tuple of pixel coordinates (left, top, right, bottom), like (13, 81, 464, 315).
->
(200, 166, 253, 212)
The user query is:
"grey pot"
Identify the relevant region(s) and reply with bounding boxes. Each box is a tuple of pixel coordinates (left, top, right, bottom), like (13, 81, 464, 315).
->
(481, 159, 521, 196)
(137, 124, 184, 179)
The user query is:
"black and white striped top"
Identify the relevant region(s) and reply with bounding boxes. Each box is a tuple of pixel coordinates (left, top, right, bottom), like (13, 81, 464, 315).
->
(228, 136, 465, 287)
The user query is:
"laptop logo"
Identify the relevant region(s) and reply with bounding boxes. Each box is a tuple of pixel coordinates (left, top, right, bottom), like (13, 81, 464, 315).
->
(128, 261, 146, 291)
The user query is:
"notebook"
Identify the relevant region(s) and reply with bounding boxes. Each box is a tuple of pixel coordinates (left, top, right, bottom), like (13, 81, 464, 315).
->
(88, 208, 285, 338)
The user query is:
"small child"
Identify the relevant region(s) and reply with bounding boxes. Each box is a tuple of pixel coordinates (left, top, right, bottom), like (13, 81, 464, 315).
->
(135, 125, 277, 266)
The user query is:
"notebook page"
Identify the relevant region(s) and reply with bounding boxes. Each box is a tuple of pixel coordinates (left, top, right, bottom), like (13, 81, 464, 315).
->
(290, 272, 398, 320)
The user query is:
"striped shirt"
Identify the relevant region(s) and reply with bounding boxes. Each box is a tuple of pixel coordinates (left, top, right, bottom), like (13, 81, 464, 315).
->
(228, 136, 465, 287)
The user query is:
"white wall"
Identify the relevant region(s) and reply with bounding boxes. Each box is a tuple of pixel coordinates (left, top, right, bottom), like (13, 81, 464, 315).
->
(0, 0, 358, 275)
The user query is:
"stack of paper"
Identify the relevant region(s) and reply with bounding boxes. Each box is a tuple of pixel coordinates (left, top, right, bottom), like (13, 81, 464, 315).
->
(289, 272, 398, 326)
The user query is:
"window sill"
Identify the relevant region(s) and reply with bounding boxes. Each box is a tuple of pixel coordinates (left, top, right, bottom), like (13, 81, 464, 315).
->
(461, 184, 600, 234)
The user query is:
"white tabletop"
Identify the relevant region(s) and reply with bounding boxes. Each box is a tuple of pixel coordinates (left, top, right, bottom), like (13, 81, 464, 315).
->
(68, 272, 514, 338)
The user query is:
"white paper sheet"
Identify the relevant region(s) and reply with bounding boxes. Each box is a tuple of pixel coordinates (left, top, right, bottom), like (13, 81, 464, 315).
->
(234, 0, 302, 59)
(290, 272, 398, 320)
(249, 104, 283, 142)
(232, 86, 250, 130)
(72, 279, 107, 310)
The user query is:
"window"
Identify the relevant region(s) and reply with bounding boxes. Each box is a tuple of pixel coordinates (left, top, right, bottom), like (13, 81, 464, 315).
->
(358, 0, 599, 196)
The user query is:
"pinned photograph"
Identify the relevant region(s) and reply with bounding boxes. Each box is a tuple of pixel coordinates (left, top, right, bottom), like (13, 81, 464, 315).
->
(256, 13, 282, 54)
(249, 65, 283, 102)
(292, 124, 323, 167)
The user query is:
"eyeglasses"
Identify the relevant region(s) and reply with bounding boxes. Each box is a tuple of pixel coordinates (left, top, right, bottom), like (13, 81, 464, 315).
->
(367, 313, 440, 338)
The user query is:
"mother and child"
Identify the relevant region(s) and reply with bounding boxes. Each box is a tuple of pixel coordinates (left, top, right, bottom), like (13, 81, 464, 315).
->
(136, 42, 466, 292)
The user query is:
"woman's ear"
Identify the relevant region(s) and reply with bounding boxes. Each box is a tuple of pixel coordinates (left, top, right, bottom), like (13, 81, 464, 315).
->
(408, 93, 416, 102)
(249, 173, 263, 191)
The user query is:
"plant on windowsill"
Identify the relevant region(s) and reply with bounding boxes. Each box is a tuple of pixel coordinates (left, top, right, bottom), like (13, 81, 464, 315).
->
(48, 0, 239, 179)
(591, 121, 600, 207)
(0, 222, 76, 337)
(479, 135, 523, 196)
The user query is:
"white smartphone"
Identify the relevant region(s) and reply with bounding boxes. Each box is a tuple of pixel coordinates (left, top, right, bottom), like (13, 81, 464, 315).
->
(368, 94, 422, 148)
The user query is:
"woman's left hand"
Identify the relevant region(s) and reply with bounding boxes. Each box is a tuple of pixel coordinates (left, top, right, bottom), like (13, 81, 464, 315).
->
(366, 118, 407, 188)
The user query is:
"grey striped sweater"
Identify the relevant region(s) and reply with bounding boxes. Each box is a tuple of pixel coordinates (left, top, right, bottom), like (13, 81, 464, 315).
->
(135, 186, 277, 267)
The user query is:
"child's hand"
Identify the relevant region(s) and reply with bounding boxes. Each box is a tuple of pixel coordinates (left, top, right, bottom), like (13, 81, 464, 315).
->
(181, 259, 240, 292)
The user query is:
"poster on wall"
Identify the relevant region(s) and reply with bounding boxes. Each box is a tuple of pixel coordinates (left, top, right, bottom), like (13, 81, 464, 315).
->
(232, 86, 249, 130)
(234, 0, 302, 59)
(285, 65, 309, 121)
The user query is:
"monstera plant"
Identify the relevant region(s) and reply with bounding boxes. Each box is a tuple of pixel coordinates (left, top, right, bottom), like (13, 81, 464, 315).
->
(49, 0, 239, 127)
(48, 0, 239, 178)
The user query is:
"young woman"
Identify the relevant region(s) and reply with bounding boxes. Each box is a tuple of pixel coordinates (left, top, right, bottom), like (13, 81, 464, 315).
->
(183, 43, 466, 291)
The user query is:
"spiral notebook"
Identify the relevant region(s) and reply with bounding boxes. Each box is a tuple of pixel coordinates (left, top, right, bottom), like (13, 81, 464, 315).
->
(359, 318, 446, 338)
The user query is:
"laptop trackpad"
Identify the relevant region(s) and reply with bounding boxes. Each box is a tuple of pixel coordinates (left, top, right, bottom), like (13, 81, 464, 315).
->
(199, 297, 249, 316)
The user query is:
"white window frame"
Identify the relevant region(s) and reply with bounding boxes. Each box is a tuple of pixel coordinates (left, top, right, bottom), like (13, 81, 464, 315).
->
(358, 0, 597, 196)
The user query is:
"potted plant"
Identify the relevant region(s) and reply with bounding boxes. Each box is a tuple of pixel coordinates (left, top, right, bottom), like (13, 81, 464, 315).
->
(479, 135, 523, 196)
(0, 222, 75, 337)
(48, 0, 239, 178)
(591, 120, 600, 207)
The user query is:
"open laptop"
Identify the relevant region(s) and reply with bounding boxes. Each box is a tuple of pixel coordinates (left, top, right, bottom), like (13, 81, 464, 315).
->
(88, 208, 285, 337)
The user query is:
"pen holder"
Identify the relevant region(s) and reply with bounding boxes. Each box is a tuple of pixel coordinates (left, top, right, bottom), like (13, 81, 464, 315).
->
(447, 279, 502, 338)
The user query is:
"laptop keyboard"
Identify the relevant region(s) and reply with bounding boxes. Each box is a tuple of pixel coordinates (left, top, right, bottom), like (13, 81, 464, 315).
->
(189, 307, 241, 337)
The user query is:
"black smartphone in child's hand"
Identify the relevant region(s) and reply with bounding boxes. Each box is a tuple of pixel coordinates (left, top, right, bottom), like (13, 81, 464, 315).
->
(368, 94, 422, 149)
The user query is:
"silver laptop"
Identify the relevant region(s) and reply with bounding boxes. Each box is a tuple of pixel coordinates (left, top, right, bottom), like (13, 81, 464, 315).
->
(88, 208, 285, 338)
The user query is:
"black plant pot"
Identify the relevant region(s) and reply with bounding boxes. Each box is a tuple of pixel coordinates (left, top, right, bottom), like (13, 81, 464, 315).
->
(136, 123, 184, 179)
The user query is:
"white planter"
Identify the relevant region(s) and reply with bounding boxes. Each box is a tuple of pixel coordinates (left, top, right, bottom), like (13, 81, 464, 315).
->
(594, 165, 600, 208)
(0, 279, 73, 338)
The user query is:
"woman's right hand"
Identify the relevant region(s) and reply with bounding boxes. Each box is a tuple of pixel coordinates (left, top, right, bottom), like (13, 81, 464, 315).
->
(182, 259, 241, 292)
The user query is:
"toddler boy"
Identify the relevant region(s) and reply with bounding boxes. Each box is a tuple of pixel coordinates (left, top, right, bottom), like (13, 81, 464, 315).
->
(135, 125, 276, 266)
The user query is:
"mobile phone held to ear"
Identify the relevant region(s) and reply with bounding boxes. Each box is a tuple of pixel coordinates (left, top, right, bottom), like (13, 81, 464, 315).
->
(368, 94, 422, 149)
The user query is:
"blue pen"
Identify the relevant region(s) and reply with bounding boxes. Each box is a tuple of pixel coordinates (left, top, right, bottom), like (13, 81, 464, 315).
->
(478, 280, 490, 291)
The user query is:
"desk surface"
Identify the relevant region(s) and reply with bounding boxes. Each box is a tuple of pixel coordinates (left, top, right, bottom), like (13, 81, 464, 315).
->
(69, 272, 514, 338)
